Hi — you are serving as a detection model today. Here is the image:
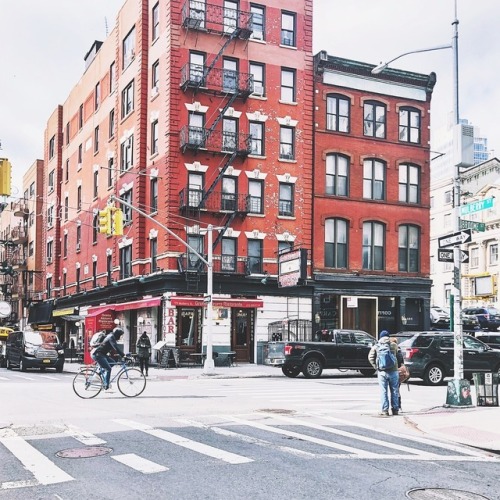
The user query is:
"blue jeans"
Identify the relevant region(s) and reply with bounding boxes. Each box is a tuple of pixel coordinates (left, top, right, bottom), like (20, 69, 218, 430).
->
(92, 352, 112, 388)
(378, 370, 399, 412)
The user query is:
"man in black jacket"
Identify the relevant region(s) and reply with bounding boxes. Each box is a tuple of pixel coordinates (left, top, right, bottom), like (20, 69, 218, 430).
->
(92, 327, 126, 390)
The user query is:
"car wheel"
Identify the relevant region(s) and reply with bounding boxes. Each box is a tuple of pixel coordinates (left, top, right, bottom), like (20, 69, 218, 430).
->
(281, 365, 301, 378)
(424, 363, 445, 386)
(302, 357, 323, 379)
(6, 357, 12, 370)
(19, 358, 27, 372)
(359, 368, 376, 377)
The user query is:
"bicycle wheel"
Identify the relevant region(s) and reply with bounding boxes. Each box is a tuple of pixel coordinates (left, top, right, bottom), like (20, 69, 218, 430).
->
(117, 367, 146, 397)
(73, 368, 103, 399)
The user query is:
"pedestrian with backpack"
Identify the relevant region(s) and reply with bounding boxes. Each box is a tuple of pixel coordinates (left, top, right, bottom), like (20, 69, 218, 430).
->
(136, 331, 151, 376)
(368, 330, 400, 416)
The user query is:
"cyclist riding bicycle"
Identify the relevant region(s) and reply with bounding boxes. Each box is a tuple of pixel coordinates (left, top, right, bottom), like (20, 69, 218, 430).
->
(91, 327, 126, 390)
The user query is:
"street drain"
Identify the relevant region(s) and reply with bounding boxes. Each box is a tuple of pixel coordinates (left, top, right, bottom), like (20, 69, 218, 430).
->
(257, 409, 295, 414)
(406, 488, 490, 499)
(56, 446, 113, 459)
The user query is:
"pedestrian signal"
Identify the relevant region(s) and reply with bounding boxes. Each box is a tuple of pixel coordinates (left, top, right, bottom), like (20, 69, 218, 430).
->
(112, 208, 124, 236)
(98, 208, 111, 235)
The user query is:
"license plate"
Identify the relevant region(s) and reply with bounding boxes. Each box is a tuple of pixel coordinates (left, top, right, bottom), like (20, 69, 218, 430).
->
(42, 359, 51, 364)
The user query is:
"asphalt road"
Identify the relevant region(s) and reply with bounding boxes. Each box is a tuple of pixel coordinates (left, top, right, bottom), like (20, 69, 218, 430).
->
(0, 370, 498, 500)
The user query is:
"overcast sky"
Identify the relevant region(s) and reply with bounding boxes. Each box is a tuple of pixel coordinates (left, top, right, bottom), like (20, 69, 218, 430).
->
(1, 0, 498, 195)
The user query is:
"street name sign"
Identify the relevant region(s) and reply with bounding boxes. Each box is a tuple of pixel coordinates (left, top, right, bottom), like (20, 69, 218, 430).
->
(438, 229, 472, 248)
(437, 248, 469, 263)
(459, 219, 486, 232)
(460, 197, 494, 216)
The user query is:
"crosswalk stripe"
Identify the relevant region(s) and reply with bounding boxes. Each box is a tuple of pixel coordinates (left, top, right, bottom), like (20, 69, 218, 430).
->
(112, 453, 168, 473)
(66, 425, 107, 446)
(38, 375, 59, 380)
(114, 419, 253, 464)
(0, 429, 73, 487)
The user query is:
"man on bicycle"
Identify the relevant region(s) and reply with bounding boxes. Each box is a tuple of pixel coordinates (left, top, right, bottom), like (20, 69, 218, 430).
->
(91, 327, 126, 390)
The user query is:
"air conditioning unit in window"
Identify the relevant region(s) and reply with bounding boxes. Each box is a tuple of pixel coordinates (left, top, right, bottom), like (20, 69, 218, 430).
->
(252, 84, 264, 97)
(46, 257, 53, 264)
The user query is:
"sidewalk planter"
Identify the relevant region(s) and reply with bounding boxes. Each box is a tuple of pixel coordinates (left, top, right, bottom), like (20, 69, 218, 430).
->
(473, 372, 499, 406)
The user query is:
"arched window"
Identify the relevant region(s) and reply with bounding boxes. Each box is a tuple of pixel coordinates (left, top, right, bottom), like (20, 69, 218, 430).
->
(326, 94, 350, 133)
(362, 221, 385, 270)
(325, 218, 348, 268)
(326, 154, 349, 196)
(398, 225, 420, 272)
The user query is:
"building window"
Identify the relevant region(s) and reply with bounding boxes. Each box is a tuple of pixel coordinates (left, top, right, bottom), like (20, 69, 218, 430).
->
(76, 268, 81, 293)
(189, 52, 205, 85)
(362, 221, 385, 271)
(188, 112, 205, 146)
(223, 0, 238, 33)
(470, 247, 479, 268)
(109, 109, 115, 139)
(107, 254, 112, 285)
(46, 277, 52, 299)
(399, 164, 420, 204)
(249, 62, 264, 96)
(47, 206, 54, 227)
(248, 179, 263, 214)
(123, 26, 136, 69)
(108, 157, 114, 188)
(152, 60, 159, 90)
(120, 135, 134, 172)
(187, 235, 204, 271)
(280, 68, 295, 102)
(49, 136, 55, 159)
(92, 261, 97, 288)
(247, 239, 263, 274)
(279, 183, 294, 216)
(121, 80, 134, 118)
(279, 126, 294, 160)
(150, 177, 158, 213)
(222, 58, 238, 93)
(278, 241, 293, 255)
(120, 245, 132, 279)
(65, 122, 70, 145)
(65, 159, 69, 182)
(249, 121, 264, 156)
(490, 244, 498, 266)
(79, 104, 83, 129)
(63, 234, 68, 258)
(363, 101, 386, 138)
(444, 190, 452, 204)
(281, 11, 296, 47)
(250, 4, 265, 40)
(221, 176, 237, 211)
(398, 225, 420, 272)
(152, 2, 159, 40)
(222, 118, 238, 152)
(221, 237, 237, 272)
(122, 189, 133, 225)
(109, 62, 116, 93)
(399, 106, 421, 144)
(189, 0, 206, 28)
(76, 225, 81, 251)
(78, 144, 83, 164)
(29, 241, 34, 257)
(326, 94, 350, 133)
(48, 170, 55, 192)
(150, 238, 158, 273)
(63, 273, 67, 294)
(326, 154, 348, 196)
(188, 172, 204, 207)
(363, 159, 385, 200)
(95, 82, 100, 110)
(47, 241, 53, 261)
(325, 218, 348, 269)
(77, 185, 82, 211)
(94, 125, 99, 153)
(93, 170, 99, 198)
(151, 120, 159, 155)
(93, 214, 98, 244)
(64, 196, 69, 220)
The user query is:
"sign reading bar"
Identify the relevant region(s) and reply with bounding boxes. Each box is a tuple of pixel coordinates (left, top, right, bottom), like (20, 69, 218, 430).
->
(438, 229, 472, 248)
(437, 249, 469, 263)
(459, 219, 486, 232)
(460, 197, 494, 216)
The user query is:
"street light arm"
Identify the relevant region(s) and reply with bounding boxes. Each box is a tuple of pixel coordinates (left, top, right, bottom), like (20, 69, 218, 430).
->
(371, 44, 452, 74)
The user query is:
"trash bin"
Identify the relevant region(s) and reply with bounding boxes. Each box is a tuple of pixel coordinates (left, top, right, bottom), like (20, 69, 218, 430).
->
(473, 372, 499, 406)
(256, 341, 268, 365)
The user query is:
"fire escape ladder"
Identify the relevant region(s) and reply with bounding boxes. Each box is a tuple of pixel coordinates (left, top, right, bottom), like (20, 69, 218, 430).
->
(199, 150, 238, 207)
(212, 212, 239, 250)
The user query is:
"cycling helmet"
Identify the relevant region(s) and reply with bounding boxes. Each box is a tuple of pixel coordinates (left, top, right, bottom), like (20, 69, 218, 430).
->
(112, 327, 125, 339)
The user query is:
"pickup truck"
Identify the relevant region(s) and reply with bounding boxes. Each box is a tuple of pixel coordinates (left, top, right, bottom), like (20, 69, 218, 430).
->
(265, 329, 377, 378)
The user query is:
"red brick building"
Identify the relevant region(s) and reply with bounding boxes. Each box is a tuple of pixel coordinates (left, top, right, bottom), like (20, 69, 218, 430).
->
(33, 0, 315, 362)
(312, 52, 436, 333)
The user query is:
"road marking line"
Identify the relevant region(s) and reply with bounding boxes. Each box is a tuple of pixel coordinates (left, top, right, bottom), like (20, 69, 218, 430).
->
(1, 479, 38, 490)
(0, 429, 73, 487)
(13, 375, 37, 381)
(114, 419, 253, 464)
(66, 425, 106, 446)
(0, 376, 9, 380)
(38, 375, 59, 380)
(112, 453, 168, 474)
(217, 415, 379, 458)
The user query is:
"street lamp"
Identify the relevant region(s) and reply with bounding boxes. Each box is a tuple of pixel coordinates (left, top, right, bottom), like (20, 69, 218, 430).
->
(372, 2, 468, 400)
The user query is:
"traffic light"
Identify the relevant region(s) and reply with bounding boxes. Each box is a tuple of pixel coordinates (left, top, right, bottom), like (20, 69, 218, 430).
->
(112, 208, 124, 236)
(0, 158, 12, 196)
(98, 207, 111, 235)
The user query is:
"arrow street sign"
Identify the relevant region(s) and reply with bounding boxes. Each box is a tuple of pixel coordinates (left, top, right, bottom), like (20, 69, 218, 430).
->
(460, 219, 486, 232)
(437, 249, 469, 263)
(460, 197, 494, 216)
(438, 229, 472, 248)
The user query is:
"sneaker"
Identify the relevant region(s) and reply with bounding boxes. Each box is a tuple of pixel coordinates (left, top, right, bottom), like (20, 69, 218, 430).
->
(379, 410, 389, 416)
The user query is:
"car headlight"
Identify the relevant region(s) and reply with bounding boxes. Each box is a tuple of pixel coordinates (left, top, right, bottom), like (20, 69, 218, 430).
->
(25, 346, 36, 356)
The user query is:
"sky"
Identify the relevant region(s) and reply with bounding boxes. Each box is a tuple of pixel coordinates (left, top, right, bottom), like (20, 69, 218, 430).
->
(1, 0, 499, 196)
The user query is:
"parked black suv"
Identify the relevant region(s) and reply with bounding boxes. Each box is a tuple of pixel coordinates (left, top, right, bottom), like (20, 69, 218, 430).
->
(399, 332, 500, 386)
(475, 333, 500, 350)
(462, 307, 500, 331)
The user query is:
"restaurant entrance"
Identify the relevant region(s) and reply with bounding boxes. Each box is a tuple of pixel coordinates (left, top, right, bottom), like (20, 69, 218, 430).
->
(231, 308, 255, 363)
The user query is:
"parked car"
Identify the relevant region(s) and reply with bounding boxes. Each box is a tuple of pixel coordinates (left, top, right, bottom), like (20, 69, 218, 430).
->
(475, 333, 500, 350)
(461, 312, 481, 332)
(462, 306, 500, 331)
(399, 332, 500, 386)
(430, 307, 450, 328)
(6, 330, 65, 372)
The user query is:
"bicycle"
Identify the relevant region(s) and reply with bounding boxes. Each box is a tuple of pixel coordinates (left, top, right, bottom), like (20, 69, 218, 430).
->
(72, 355, 146, 399)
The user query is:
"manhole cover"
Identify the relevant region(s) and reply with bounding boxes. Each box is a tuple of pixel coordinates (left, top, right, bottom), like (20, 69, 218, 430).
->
(257, 408, 295, 414)
(407, 488, 490, 499)
(56, 446, 113, 459)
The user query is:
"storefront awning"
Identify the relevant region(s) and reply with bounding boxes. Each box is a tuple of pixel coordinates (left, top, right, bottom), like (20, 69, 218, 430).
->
(169, 297, 263, 308)
(86, 305, 113, 317)
(114, 297, 161, 311)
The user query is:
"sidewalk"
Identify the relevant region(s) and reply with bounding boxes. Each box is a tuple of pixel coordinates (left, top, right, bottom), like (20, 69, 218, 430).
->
(63, 361, 500, 453)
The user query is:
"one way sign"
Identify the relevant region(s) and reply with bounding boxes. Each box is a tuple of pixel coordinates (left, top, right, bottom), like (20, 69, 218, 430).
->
(437, 249, 469, 263)
(438, 229, 472, 248)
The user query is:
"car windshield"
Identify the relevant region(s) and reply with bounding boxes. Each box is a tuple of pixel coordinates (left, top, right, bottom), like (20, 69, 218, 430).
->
(24, 331, 59, 346)
(488, 307, 500, 315)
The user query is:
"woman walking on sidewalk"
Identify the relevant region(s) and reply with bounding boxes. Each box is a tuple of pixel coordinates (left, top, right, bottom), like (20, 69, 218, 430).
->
(136, 331, 151, 377)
